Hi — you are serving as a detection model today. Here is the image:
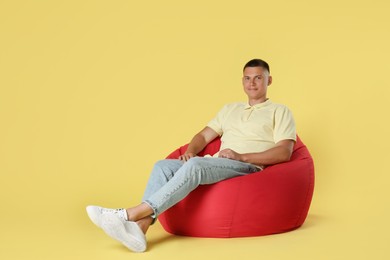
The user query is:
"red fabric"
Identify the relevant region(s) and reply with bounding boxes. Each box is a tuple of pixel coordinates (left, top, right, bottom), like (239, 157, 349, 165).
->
(158, 136, 315, 238)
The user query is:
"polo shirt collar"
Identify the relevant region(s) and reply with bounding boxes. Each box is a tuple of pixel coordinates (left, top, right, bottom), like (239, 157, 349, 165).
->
(244, 99, 271, 110)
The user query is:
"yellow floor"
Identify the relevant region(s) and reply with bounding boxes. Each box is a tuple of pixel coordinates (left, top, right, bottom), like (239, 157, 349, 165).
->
(1, 202, 388, 260)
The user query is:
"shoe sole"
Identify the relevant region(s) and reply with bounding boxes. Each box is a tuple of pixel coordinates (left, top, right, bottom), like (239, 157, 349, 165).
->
(101, 213, 146, 253)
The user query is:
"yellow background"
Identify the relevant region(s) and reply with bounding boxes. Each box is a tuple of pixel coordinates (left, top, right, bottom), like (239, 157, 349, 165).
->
(1, 0, 389, 259)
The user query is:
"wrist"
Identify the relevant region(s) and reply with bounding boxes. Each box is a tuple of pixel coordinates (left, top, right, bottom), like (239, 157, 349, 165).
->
(239, 153, 247, 162)
(185, 151, 196, 156)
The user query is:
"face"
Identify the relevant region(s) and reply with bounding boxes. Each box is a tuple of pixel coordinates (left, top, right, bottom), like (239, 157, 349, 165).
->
(242, 66, 272, 104)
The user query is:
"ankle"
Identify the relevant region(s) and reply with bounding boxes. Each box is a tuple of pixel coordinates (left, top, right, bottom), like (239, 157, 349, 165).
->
(126, 204, 154, 222)
(137, 217, 153, 234)
(126, 208, 134, 221)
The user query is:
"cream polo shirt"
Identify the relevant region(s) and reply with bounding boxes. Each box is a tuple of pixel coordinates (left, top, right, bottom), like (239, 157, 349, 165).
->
(206, 99, 296, 157)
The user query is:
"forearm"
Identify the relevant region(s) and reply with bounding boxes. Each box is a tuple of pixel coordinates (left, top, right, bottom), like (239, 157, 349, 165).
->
(184, 127, 219, 155)
(185, 133, 208, 155)
(240, 144, 293, 166)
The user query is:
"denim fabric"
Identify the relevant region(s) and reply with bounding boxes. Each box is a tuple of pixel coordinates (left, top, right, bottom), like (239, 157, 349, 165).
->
(142, 157, 261, 218)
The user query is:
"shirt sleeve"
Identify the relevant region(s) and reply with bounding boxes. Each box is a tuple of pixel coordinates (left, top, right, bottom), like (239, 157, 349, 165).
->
(273, 105, 296, 143)
(206, 104, 230, 136)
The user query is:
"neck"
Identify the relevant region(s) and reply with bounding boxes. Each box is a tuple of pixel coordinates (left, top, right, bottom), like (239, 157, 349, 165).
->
(248, 98, 268, 106)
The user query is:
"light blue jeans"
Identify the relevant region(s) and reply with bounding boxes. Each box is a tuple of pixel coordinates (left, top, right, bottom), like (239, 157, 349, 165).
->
(142, 157, 262, 219)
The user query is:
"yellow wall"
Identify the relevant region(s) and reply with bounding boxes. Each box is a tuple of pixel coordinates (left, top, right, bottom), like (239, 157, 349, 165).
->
(1, 0, 389, 259)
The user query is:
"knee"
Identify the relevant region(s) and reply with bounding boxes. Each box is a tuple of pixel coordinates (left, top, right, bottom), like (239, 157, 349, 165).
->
(185, 157, 201, 165)
(153, 159, 183, 174)
(154, 159, 170, 169)
(183, 157, 207, 171)
(178, 157, 211, 184)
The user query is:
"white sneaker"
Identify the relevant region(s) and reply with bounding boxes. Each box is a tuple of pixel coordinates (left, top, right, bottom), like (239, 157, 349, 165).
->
(100, 213, 147, 253)
(86, 205, 128, 228)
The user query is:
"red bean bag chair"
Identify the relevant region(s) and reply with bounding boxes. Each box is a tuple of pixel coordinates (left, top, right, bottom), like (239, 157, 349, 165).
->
(158, 136, 315, 238)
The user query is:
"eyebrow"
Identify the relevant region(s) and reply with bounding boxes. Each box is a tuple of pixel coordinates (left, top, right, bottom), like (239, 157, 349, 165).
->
(243, 74, 263, 78)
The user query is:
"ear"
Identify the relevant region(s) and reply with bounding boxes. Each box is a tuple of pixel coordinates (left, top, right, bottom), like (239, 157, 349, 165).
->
(267, 75, 273, 86)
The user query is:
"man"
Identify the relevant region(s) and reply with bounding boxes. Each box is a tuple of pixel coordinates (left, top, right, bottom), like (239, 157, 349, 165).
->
(86, 59, 296, 253)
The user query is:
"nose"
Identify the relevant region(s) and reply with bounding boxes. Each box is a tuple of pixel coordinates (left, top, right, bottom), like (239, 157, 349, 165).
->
(250, 79, 256, 85)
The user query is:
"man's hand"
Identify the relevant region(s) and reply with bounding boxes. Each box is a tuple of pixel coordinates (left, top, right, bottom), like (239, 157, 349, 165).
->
(178, 152, 196, 162)
(218, 149, 242, 161)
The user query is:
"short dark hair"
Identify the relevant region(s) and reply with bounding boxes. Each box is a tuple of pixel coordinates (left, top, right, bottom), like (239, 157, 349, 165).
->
(243, 59, 270, 74)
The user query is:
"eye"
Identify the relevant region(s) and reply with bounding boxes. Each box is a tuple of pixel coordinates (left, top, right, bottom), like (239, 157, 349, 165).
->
(256, 76, 262, 80)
